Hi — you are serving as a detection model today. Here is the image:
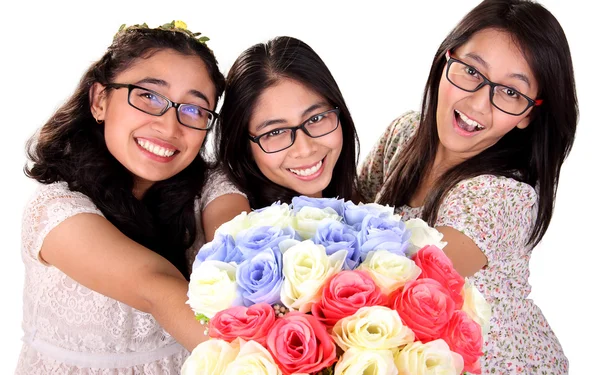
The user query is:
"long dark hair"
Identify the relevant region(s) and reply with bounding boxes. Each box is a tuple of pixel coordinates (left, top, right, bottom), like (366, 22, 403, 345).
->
(215, 36, 359, 209)
(378, 0, 578, 246)
(25, 27, 226, 278)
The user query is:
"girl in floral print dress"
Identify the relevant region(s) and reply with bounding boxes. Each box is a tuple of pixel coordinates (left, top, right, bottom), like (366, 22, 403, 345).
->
(359, 0, 577, 374)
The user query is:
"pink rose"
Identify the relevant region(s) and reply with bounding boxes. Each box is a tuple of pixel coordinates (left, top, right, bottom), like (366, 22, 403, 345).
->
(208, 302, 276, 346)
(441, 310, 484, 374)
(390, 278, 456, 342)
(412, 245, 465, 308)
(266, 312, 337, 375)
(312, 270, 386, 327)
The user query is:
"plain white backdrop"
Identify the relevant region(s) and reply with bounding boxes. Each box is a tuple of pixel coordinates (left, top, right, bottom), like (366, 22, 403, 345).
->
(1, 0, 597, 373)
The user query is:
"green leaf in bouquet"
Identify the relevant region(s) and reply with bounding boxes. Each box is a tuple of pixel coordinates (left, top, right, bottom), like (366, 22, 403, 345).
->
(194, 312, 210, 324)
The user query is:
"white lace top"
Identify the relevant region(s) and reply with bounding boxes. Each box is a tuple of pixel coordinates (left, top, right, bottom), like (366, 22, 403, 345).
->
(15, 170, 245, 374)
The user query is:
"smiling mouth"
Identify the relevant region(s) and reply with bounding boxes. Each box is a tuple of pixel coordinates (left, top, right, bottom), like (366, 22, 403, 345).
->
(288, 159, 324, 177)
(455, 110, 485, 132)
(136, 138, 179, 157)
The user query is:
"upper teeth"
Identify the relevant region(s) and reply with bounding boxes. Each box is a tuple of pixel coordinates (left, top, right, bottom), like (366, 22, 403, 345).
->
(456, 110, 484, 130)
(137, 139, 176, 157)
(289, 160, 322, 176)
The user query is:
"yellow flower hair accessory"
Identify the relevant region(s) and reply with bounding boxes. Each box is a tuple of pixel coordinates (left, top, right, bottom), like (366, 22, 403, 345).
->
(114, 20, 210, 44)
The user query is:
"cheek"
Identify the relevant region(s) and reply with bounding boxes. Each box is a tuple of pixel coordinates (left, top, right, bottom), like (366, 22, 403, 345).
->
(250, 143, 284, 175)
(437, 79, 456, 110)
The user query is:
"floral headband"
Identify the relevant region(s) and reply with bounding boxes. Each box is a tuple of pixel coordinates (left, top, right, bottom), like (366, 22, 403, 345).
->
(114, 20, 210, 45)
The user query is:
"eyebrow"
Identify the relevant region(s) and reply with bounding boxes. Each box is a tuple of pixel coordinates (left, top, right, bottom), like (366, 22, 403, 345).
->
(462, 53, 532, 88)
(133, 77, 211, 106)
(255, 102, 329, 131)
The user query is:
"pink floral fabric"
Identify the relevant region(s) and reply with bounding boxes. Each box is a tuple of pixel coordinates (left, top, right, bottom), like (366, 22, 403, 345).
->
(358, 111, 568, 374)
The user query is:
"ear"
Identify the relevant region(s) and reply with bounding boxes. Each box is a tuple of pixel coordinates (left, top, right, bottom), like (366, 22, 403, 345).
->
(515, 112, 532, 130)
(89, 83, 108, 123)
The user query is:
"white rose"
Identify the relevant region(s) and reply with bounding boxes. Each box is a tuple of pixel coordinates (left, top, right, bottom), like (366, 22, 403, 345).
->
(461, 278, 492, 338)
(187, 260, 239, 318)
(357, 250, 421, 294)
(280, 240, 346, 312)
(291, 206, 342, 239)
(223, 339, 282, 375)
(181, 339, 239, 375)
(395, 339, 464, 375)
(404, 218, 447, 256)
(247, 203, 292, 229)
(215, 211, 250, 239)
(332, 306, 415, 351)
(334, 348, 397, 375)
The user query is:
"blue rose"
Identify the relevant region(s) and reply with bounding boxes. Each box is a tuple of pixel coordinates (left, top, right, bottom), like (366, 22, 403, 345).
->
(193, 233, 243, 267)
(235, 225, 297, 259)
(292, 196, 345, 217)
(236, 247, 284, 306)
(343, 201, 395, 231)
(313, 220, 360, 270)
(358, 214, 411, 261)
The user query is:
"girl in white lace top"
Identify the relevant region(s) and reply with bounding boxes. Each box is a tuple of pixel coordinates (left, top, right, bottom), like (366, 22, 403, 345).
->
(15, 22, 245, 374)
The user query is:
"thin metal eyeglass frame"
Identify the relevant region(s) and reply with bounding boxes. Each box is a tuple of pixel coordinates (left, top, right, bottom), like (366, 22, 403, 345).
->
(248, 108, 341, 153)
(105, 83, 218, 130)
(445, 51, 542, 116)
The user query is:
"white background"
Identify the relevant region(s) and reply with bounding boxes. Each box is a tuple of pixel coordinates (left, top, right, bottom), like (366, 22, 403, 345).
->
(1, 0, 597, 373)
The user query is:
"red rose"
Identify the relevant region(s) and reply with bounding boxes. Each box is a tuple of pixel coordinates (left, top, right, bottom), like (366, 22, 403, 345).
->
(390, 278, 456, 342)
(441, 310, 484, 374)
(266, 312, 337, 375)
(412, 245, 465, 308)
(312, 270, 386, 327)
(208, 302, 275, 346)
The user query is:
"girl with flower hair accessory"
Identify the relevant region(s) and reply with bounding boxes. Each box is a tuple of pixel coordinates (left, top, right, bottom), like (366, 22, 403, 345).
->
(16, 21, 246, 374)
(204, 36, 360, 226)
(359, 0, 577, 373)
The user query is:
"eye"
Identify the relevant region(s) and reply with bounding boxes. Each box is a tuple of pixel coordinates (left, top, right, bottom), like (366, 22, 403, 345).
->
(265, 128, 288, 138)
(465, 66, 480, 78)
(500, 87, 522, 100)
(307, 113, 325, 124)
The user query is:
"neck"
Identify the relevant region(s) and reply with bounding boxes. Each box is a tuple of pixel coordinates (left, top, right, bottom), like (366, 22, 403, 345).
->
(133, 178, 154, 200)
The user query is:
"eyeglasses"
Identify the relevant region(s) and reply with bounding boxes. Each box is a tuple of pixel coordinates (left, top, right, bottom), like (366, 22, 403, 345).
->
(105, 83, 218, 130)
(444, 51, 542, 116)
(248, 108, 341, 153)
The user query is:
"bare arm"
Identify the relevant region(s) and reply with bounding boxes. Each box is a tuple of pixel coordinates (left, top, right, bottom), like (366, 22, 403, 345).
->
(202, 193, 251, 242)
(436, 226, 488, 277)
(40, 213, 207, 351)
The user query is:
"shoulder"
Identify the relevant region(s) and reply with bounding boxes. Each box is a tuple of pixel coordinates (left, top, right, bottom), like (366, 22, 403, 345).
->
(383, 110, 421, 153)
(446, 174, 537, 208)
(25, 181, 103, 214)
(200, 167, 247, 210)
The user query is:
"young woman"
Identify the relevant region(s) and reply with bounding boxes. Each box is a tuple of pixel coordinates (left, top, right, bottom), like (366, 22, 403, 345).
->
(16, 22, 243, 373)
(206, 36, 360, 228)
(359, 0, 577, 373)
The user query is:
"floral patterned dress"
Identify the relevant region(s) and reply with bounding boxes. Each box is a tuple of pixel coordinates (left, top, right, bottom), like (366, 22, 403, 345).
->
(358, 111, 568, 374)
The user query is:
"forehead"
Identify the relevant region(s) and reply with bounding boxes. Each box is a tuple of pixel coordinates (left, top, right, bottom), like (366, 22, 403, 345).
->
(251, 79, 326, 121)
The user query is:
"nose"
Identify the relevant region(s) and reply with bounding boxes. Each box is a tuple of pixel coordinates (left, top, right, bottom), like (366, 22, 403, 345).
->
(152, 107, 181, 138)
(467, 84, 493, 114)
(288, 130, 317, 158)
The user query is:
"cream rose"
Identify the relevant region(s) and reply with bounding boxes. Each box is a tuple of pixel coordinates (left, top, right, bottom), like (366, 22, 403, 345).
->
(334, 348, 397, 375)
(332, 306, 415, 351)
(223, 340, 282, 375)
(404, 219, 447, 256)
(292, 206, 342, 239)
(280, 240, 346, 312)
(357, 250, 421, 294)
(215, 211, 250, 239)
(187, 260, 239, 318)
(394, 339, 464, 375)
(248, 203, 293, 229)
(461, 278, 492, 338)
(181, 339, 239, 375)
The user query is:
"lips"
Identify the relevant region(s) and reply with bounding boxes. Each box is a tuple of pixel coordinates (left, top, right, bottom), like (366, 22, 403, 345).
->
(454, 110, 485, 133)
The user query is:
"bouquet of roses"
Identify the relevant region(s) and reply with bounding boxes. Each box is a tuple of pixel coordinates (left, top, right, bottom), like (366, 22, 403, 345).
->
(182, 196, 491, 375)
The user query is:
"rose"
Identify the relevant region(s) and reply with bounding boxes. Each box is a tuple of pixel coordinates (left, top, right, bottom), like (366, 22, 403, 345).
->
(291, 206, 342, 239)
(357, 250, 421, 295)
(311, 270, 386, 327)
(235, 226, 297, 260)
(292, 195, 345, 216)
(343, 201, 395, 230)
(412, 245, 464, 308)
(332, 306, 415, 351)
(187, 260, 240, 318)
(334, 348, 397, 375)
(209, 303, 276, 346)
(461, 278, 491, 338)
(216, 211, 250, 239)
(236, 247, 284, 306)
(223, 339, 282, 375)
(173, 20, 188, 29)
(358, 215, 411, 261)
(194, 233, 243, 265)
(313, 220, 361, 270)
(181, 339, 239, 375)
(394, 339, 464, 375)
(404, 218, 447, 256)
(390, 278, 456, 342)
(440, 310, 484, 374)
(280, 240, 346, 312)
(247, 202, 293, 229)
(266, 312, 337, 375)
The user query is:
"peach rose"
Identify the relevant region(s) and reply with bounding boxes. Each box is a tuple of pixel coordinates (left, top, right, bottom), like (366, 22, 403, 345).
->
(412, 245, 464, 308)
(440, 310, 484, 374)
(209, 303, 276, 346)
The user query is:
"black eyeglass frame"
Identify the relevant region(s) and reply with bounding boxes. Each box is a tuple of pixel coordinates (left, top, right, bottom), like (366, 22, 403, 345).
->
(104, 83, 218, 130)
(248, 107, 341, 154)
(444, 51, 542, 116)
